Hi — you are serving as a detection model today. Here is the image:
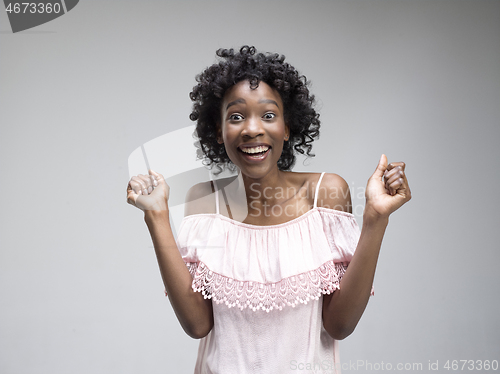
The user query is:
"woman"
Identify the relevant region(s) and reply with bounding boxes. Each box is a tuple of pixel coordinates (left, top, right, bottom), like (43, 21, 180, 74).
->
(127, 46, 411, 373)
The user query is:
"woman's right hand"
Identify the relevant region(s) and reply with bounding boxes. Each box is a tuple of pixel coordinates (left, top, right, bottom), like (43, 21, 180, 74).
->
(127, 170, 170, 211)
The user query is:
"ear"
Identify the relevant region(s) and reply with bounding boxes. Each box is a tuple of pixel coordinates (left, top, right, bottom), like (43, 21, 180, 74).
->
(216, 123, 223, 144)
(284, 124, 290, 141)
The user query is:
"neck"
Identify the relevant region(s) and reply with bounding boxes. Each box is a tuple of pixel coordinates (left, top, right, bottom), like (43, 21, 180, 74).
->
(241, 168, 289, 205)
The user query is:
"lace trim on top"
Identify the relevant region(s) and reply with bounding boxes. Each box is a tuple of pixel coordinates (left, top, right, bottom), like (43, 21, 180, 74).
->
(186, 260, 348, 313)
(174, 208, 368, 310)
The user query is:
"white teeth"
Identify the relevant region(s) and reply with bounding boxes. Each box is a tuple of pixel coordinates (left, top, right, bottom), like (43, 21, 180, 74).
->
(240, 146, 270, 154)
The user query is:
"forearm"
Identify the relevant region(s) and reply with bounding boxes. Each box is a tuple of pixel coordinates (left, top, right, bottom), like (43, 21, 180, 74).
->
(323, 216, 388, 339)
(145, 210, 213, 338)
(322, 155, 411, 339)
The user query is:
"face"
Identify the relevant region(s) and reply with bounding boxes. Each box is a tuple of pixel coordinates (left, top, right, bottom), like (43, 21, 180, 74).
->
(218, 80, 289, 179)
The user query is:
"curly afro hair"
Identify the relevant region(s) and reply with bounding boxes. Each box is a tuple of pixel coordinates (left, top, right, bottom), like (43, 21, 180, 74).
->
(189, 46, 320, 172)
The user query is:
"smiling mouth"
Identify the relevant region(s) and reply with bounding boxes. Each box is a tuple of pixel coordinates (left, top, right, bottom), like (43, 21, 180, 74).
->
(238, 145, 271, 158)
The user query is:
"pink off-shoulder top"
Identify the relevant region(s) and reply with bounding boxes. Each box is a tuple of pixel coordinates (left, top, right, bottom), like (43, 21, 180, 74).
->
(176, 173, 361, 374)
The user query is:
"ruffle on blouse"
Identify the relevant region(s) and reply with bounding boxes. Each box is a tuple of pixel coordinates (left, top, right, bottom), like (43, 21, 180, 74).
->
(186, 260, 348, 312)
(176, 207, 361, 312)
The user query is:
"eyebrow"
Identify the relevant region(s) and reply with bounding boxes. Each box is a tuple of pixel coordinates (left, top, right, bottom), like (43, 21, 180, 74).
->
(225, 98, 280, 110)
(258, 99, 280, 108)
(226, 99, 245, 110)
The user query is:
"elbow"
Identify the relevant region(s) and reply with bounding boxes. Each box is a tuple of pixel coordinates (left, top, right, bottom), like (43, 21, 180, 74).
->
(322, 294, 363, 340)
(323, 318, 357, 340)
(183, 321, 213, 339)
(327, 325, 355, 340)
(188, 328, 212, 340)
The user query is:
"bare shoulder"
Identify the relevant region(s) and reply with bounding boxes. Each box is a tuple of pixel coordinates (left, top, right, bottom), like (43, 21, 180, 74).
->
(311, 172, 352, 213)
(184, 176, 238, 216)
(184, 180, 216, 216)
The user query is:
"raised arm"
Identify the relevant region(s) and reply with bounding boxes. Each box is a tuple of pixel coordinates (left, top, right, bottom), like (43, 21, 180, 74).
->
(322, 155, 411, 340)
(127, 170, 213, 339)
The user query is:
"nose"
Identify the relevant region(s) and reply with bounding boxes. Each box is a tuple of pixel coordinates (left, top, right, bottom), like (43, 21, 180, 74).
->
(241, 115, 264, 138)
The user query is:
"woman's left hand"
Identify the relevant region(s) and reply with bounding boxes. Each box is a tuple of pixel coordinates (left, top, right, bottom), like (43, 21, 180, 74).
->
(364, 154, 411, 221)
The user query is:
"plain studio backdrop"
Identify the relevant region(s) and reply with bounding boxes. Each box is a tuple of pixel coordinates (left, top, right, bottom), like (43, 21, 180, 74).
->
(1, 1, 499, 373)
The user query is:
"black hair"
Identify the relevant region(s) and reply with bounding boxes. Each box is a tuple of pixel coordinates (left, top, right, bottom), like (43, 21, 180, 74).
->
(189, 46, 320, 172)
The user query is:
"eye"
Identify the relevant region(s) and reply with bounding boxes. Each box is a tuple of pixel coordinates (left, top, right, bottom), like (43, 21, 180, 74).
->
(229, 113, 244, 121)
(263, 112, 276, 120)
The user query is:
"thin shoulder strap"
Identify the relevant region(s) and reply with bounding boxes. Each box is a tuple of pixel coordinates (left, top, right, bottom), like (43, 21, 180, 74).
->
(313, 172, 326, 208)
(212, 180, 233, 219)
(220, 187, 234, 220)
(211, 180, 219, 214)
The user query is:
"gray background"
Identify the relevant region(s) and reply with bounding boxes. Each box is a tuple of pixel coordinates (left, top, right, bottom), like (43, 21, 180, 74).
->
(1, 0, 499, 373)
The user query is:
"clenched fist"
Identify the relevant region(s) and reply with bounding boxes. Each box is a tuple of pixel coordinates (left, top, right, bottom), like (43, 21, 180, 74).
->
(127, 170, 170, 211)
(364, 154, 411, 221)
